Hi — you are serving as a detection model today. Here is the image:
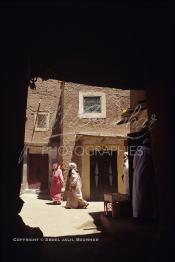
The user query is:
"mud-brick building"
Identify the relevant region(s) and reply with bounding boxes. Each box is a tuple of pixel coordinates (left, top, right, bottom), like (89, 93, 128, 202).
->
(22, 79, 130, 200)
(21, 79, 63, 193)
(61, 82, 130, 200)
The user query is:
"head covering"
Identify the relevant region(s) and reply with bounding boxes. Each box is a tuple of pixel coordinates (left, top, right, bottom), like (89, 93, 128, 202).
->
(52, 162, 58, 170)
(52, 162, 61, 171)
(69, 162, 77, 170)
(124, 152, 128, 157)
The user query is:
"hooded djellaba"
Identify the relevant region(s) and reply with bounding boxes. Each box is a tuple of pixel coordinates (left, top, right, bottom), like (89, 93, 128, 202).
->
(65, 162, 89, 209)
(132, 138, 158, 222)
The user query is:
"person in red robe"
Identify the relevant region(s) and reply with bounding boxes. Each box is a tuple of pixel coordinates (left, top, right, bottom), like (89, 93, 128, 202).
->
(50, 162, 64, 204)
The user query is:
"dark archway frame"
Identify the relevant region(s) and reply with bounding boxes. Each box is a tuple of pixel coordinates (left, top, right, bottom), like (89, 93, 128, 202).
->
(1, 2, 174, 252)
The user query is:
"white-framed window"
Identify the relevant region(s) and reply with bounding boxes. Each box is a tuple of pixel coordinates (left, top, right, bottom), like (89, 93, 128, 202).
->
(35, 112, 50, 131)
(79, 91, 106, 118)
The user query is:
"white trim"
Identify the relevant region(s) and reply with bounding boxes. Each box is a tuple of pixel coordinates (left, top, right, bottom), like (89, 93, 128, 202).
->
(79, 91, 106, 118)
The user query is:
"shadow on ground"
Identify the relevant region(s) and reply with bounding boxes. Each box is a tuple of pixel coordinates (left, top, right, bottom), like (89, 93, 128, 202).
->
(7, 231, 165, 262)
(88, 211, 105, 232)
(5, 205, 173, 262)
(37, 192, 51, 200)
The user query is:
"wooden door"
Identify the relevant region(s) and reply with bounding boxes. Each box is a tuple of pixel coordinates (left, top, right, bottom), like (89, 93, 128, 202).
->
(28, 154, 49, 190)
(90, 150, 118, 201)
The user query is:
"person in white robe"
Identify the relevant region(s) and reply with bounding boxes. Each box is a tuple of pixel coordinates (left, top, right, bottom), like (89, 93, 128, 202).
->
(132, 138, 157, 221)
(122, 152, 130, 195)
(65, 162, 89, 209)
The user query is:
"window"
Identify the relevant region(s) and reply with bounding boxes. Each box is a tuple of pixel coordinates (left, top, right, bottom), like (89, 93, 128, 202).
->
(83, 96, 101, 113)
(79, 92, 106, 118)
(35, 112, 49, 131)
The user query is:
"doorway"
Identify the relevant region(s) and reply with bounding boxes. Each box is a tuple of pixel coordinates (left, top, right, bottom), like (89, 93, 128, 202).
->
(28, 154, 49, 190)
(90, 150, 118, 201)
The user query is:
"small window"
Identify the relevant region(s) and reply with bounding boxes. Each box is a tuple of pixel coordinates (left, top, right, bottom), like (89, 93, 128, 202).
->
(83, 96, 101, 113)
(35, 113, 49, 131)
(79, 91, 106, 118)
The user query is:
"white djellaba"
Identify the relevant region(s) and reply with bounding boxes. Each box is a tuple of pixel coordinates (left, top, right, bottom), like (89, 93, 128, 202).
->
(65, 162, 89, 209)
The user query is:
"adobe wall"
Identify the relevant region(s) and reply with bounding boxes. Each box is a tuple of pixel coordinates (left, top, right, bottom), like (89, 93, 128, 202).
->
(62, 82, 130, 179)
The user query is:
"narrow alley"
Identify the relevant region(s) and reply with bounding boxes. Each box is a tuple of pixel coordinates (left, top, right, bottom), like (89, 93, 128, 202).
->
(20, 193, 104, 237)
(14, 193, 162, 262)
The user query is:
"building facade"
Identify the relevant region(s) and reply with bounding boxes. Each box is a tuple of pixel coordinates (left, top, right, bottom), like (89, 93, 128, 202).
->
(22, 79, 130, 200)
(21, 79, 63, 193)
(61, 82, 130, 200)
